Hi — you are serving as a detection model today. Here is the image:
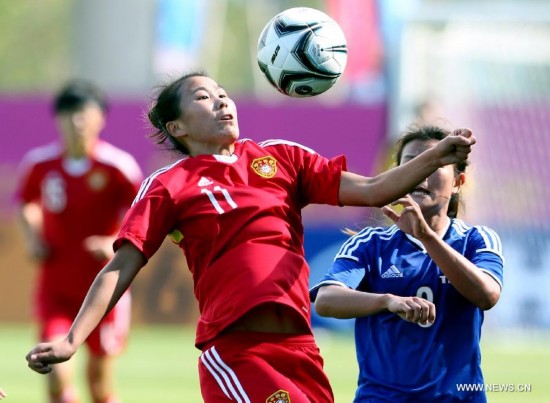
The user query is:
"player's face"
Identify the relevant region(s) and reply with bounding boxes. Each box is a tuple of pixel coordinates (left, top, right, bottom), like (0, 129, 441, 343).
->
(55, 102, 105, 158)
(400, 139, 459, 216)
(173, 76, 239, 156)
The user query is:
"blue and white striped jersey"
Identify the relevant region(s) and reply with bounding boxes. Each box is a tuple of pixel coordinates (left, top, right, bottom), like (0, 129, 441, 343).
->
(310, 218, 504, 402)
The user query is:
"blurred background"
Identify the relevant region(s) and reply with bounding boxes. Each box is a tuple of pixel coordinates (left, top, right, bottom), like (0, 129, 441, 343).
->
(1, 0, 549, 401)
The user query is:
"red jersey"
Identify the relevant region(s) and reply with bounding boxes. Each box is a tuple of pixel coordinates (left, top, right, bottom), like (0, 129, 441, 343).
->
(16, 140, 142, 311)
(115, 139, 346, 348)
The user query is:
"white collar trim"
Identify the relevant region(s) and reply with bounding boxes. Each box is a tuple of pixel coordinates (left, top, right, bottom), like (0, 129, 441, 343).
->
(213, 154, 238, 163)
(62, 158, 91, 176)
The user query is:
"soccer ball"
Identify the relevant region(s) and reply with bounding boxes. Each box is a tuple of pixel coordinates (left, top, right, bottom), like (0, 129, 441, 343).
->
(257, 7, 347, 97)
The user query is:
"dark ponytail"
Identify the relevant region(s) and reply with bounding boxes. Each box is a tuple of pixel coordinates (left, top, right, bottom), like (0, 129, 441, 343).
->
(147, 70, 209, 156)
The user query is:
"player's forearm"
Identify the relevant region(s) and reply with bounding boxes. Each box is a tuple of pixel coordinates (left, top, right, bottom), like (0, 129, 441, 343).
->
(315, 285, 391, 318)
(420, 234, 500, 310)
(19, 204, 50, 259)
(19, 204, 42, 240)
(340, 151, 441, 207)
(369, 149, 443, 206)
(66, 267, 124, 347)
(66, 244, 145, 347)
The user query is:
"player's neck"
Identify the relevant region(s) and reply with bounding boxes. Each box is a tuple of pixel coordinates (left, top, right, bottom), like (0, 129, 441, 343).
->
(425, 214, 451, 237)
(189, 142, 235, 157)
(64, 139, 96, 159)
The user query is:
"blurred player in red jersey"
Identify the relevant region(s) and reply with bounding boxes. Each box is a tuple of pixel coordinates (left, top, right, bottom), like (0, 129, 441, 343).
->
(17, 80, 143, 403)
(26, 72, 475, 402)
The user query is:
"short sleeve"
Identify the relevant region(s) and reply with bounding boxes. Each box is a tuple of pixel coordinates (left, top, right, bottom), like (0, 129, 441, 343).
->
(292, 144, 347, 206)
(113, 165, 143, 211)
(14, 146, 54, 204)
(468, 226, 505, 289)
(15, 163, 40, 204)
(309, 258, 367, 302)
(95, 141, 143, 209)
(309, 229, 373, 301)
(114, 177, 176, 261)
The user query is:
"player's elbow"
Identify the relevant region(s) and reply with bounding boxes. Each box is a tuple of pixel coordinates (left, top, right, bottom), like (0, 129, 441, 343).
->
(314, 290, 342, 318)
(475, 288, 501, 311)
(314, 297, 333, 317)
(339, 173, 386, 207)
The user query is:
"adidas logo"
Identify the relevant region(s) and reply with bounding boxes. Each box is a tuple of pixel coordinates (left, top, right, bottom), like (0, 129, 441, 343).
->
(198, 177, 214, 187)
(381, 265, 403, 278)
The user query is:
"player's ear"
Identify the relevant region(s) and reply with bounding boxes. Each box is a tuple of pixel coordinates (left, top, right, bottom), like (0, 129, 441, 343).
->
(454, 172, 466, 189)
(166, 120, 187, 138)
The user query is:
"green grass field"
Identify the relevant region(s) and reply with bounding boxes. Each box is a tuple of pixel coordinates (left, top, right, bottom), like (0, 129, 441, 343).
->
(1, 324, 548, 402)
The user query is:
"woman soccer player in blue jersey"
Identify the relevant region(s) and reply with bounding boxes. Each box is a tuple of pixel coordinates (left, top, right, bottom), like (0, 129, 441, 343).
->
(26, 73, 476, 402)
(311, 124, 503, 402)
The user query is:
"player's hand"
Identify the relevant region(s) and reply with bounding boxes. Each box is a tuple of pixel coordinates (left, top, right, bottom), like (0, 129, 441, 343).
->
(26, 340, 77, 374)
(83, 235, 116, 261)
(27, 237, 50, 261)
(0, 387, 7, 400)
(386, 295, 436, 325)
(381, 195, 434, 240)
(434, 128, 476, 167)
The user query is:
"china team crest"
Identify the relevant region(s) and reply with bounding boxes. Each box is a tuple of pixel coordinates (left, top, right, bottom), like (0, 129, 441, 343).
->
(251, 156, 277, 178)
(266, 389, 291, 403)
(87, 170, 108, 191)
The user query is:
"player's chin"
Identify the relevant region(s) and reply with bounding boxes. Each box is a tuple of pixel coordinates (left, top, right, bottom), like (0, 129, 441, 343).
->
(409, 194, 429, 204)
(409, 196, 437, 213)
(222, 128, 239, 141)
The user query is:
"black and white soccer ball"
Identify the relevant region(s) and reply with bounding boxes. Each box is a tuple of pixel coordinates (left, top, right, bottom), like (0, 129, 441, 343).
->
(257, 7, 347, 97)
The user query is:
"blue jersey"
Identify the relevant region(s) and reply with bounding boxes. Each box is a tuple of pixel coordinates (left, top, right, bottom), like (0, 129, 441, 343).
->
(310, 218, 504, 402)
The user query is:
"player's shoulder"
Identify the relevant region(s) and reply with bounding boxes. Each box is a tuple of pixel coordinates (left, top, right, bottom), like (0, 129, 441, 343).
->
(94, 140, 143, 182)
(451, 218, 503, 251)
(450, 218, 501, 239)
(94, 140, 138, 166)
(19, 142, 62, 168)
(352, 225, 400, 241)
(141, 158, 187, 187)
(241, 138, 317, 154)
(335, 225, 400, 259)
(133, 158, 186, 203)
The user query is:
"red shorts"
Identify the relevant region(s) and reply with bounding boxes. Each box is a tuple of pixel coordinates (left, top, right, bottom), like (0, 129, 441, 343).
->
(198, 331, 334, 403)
(39, 292, 131, 357)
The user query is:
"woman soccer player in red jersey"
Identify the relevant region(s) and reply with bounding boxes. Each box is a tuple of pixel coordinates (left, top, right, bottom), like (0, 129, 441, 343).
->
(17, 80, 143, 403)
(26, 72, 475, 402)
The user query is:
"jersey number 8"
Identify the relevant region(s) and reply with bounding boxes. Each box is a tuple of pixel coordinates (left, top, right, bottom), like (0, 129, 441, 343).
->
(416, 286, 434, 328)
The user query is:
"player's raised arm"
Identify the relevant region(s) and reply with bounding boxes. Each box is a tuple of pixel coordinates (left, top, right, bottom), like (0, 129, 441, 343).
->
(339, 129, 476, 207)
(26, 243, 146, 374)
